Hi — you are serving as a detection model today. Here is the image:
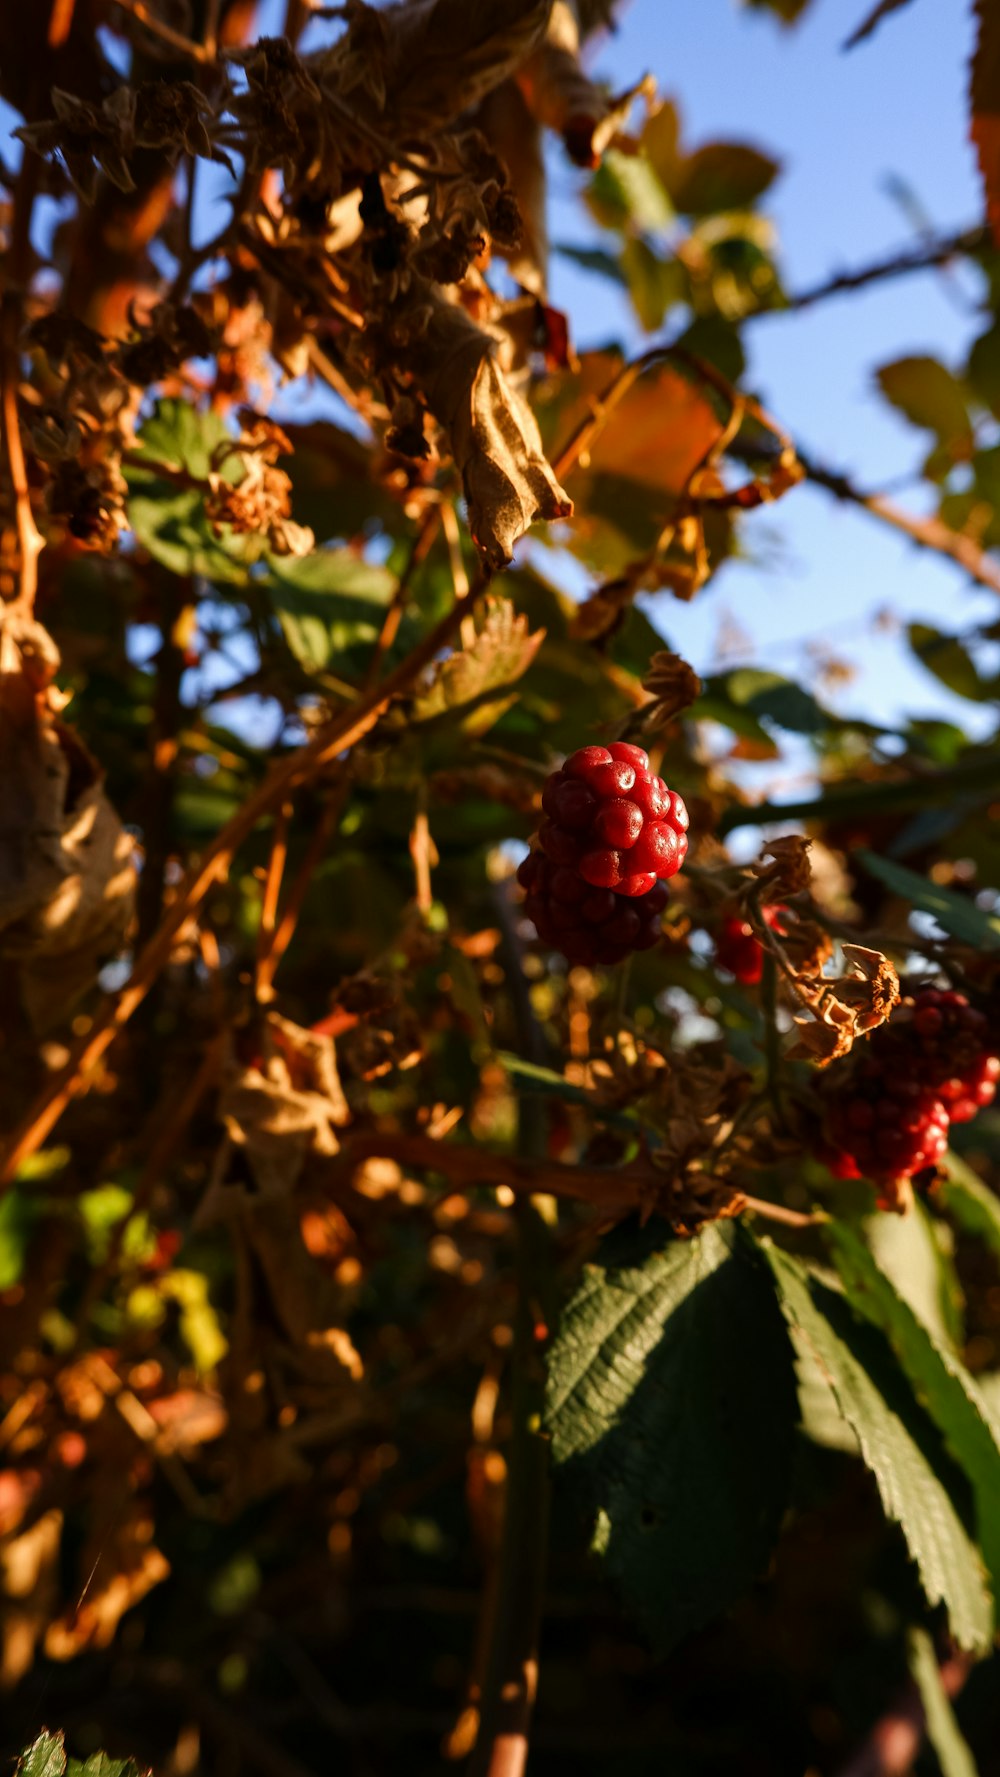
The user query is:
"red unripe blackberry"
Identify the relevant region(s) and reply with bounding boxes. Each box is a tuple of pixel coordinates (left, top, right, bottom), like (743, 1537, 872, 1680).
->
(824, 1065, 950, 1189)
(518, 744, 688, 965)
(715, 906, 787, 987)
(881, 987, 998, 1122)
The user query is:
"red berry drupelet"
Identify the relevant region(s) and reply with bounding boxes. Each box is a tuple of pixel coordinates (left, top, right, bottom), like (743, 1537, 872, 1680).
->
(516, 743, 688, 966)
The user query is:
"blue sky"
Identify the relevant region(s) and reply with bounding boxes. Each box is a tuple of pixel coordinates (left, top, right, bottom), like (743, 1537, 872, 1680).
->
(543, 0, 995, 738)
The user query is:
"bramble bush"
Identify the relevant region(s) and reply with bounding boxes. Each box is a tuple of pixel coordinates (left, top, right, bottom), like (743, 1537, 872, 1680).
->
(3, 1, 1000, 1773)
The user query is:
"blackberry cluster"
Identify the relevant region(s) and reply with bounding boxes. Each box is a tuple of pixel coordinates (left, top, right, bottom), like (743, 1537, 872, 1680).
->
(824, 1069, 951, 1186)
(821, 986, 998, 1194)
(883, 987, 999, 1124)
(516, 743, 688, 966)
(715, 905, 787, 986)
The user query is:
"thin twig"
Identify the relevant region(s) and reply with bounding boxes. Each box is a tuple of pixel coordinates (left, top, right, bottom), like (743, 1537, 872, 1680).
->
(752, 225, 988, 316)
(799, 448, 1000, 597)
(0, 568, 491, 1188)
(110, 0, 213, 61)
(1, 296, 44, 615)
(255, 802, 290, 1002)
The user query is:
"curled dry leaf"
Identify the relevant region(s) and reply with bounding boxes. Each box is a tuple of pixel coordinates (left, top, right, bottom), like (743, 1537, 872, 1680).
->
(399, 289, 571, 566)
(750, 834, 812, 901)
(786, 944, 900, 1065)
(0, 613, 136, 1031)
(641, 648, 703, 725)
(217, 1013, 350, 1199)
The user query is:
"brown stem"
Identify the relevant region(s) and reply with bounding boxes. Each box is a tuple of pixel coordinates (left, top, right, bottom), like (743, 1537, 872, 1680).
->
(764, 225, 989, 317)
(255, 801, 290, 1002)
(110, 0, 214, 61)
(136, 574, 188, 948)
(0, 568, 491, 1187)
(0, 296, 44, 615)
(800, 448, 1000, 598)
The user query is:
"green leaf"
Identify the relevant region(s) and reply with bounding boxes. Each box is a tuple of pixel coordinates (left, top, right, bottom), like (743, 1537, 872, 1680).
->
(909, 624, 996, 702)
(856, 850, 1000, 950)
(674, 314, 746, 382)
(876, 357, 972, 446)
(17, 1734, 67, 1777)
(865, 1201, 963, 1350)
(412, 599, 544, 723)
(967, 322, 1000, 418)
(907, 1627, 979, 1777)
(937, 1151, 1000, 1264)
(67, 1755, 147, 1777)
(826, 1219, 1000, 1594)
(698, 668, 832, 737)
(263, 549, 397, 676)
(126, 399, 256, 585)
(546, 1222, 797, 1652)
(554, 243, 627, 283)
(586, 149, 673, 235)
(766, 1245, 993, 1652)
(670, 143, 781, 215)
(620, 238, 686, 333)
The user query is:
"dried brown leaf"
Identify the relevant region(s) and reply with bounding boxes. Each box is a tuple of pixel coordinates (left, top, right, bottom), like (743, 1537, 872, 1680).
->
(517, 1, 651, 167)
(0, 615, 136, 1031)
(400, 290, 571, 567)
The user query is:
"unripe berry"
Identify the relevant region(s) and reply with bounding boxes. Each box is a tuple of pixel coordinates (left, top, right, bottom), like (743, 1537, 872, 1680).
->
(518, 744, 688, 965)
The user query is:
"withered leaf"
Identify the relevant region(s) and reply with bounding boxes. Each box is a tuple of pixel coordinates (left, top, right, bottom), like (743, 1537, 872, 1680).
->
(400, 289, 572, 567)
(327, 0, 553, 136)
(412, 596, 544, 720)
(0, 615, 136, 1031)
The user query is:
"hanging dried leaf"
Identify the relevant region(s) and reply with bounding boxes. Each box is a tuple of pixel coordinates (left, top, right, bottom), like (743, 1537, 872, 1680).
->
(0, 614, 136, 1031)
(641, 649, 703, 724)
(399, 290, 572, 567)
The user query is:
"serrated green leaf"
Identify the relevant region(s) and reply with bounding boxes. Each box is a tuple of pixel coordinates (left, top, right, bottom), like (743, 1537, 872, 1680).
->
(263, 549, 397, 675)
(546, 1221, 796, 1652)
(865, 1202, 963, 1350)
(67, 1754, 148, 1777)
(856, 851, 1000, 950)
(766, 1245, 993, 1652)
(937, 1151, 1000, 1263)
(17, 1733, 67, 1777)
(907, 1627, 979, 1777)
(876, 357, 972, 446)
(412, 599, 544, 722)
(826, 1220, 1000, 1595)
